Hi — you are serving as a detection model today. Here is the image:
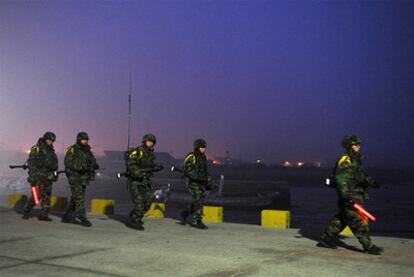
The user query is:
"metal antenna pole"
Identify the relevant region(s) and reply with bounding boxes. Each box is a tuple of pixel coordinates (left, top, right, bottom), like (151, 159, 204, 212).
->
(127, 72, 132, 150)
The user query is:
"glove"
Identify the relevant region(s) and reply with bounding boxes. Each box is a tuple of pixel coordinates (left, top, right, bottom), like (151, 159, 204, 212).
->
(88, 172, 96, 181)
(48, 171, 58, 182)
(345, 198, 358, 208)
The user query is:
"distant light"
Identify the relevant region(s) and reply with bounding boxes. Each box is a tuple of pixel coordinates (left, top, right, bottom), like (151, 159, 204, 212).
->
(212, 160, 221, 165)
(256, 159, 261, 164)
(25, 149, 31, 154)
(314, 161, 321, 168)
(283, 161, 292, 167)
(297, 161, 304, 167)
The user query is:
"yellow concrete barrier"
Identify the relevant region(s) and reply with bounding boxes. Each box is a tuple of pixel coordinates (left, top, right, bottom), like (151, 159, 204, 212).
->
(261, 210, 291, 229)
(7, 194, 26, 208)
(144, 203, 165, 218)
(91, 199, 115, 215)
(202, 206, 223, 223)
(50, 196, 68, 211)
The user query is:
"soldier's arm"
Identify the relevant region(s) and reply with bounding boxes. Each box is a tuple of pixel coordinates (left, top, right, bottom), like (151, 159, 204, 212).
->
(46, 153, 59, 171)
(126, 150, 144, 178)
(27, 146, 43, 170)
(88, 153, 99, 171)
(64, 148, 85, 172)
(335, 158, 353, 201)
(184, 154, 199, 181)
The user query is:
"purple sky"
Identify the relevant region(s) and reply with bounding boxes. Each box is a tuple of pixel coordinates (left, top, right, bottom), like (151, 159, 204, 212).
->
(1, 1, 413, 168)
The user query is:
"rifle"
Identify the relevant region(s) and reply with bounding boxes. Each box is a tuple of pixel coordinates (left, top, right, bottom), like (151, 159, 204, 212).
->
(116, 165, 164, 180)
(170, 166, 214, 191)
(9, 163, 28, 170)
(170, 165, 183, 173)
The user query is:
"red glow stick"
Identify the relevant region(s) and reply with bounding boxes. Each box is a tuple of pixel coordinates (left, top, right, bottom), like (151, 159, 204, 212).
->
(353, 203, 376, 222)
(32, 185, 40, 205)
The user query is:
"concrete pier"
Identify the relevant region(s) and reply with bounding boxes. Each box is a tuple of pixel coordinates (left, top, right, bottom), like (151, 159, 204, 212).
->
(0, 207, 412, 277)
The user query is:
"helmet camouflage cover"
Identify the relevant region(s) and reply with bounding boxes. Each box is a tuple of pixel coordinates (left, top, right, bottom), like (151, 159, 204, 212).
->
(341, 134, 361, 149)
(76, 132, 89, 142)
(194, 138, 207, 149)
(42, 131, 56, 142)
(142, 133, 157, 145)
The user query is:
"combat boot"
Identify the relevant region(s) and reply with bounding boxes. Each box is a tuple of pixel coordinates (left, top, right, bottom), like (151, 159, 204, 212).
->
(364, 245, 383, 255)
(190, 220, 208, 230)
(38, 215, 53, 222)
(127, 221, 144, 231)
(22, 213, 30, 220)
(61, 213, 75, 224)
(179, 211, 189, 225)
(79, 218, 92, 227)
(317, 237, 337, 249)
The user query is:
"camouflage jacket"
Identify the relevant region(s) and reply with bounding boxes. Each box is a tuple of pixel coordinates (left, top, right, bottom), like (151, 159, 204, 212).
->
(184, 151, 210, 184)
(334, 152, 376, 203)
(64, 143, 99, 181)
(27, 138, 58, 184)
(126, 145, 158, 180)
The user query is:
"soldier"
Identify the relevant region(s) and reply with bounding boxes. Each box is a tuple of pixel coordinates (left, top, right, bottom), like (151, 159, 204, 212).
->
(180, 138, 212, 229)
(61, 132, 99, 227)
(126, 133, 164, 230)
(22, 132, 58, 221)
(317, 135, 383, 255)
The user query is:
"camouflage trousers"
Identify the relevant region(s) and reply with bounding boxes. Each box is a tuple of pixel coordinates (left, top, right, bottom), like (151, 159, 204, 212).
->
(65, 181, 88, 220)
(321, 205, 372, 249)
(24, 181, 53, 217)
(187, 181, 205, 221)
(129, 179, 153, 223)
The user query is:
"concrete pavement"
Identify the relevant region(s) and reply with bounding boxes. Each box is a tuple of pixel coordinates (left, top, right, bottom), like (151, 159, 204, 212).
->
(0, 207, 413, 277)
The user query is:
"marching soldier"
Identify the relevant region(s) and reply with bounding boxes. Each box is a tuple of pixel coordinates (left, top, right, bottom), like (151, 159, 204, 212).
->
(22, 132, 58, 221)
(62, 132, 99, 227)
(317, 135, 382, 255)
(125, 133, 164, 230)
(180, 139, 212, 229)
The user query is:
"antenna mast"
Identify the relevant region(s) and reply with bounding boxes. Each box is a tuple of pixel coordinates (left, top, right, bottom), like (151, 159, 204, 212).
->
(127, 72, 132, 150)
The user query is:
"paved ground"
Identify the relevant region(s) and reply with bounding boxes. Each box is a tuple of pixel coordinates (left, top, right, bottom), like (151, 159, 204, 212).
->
(0, 207, 413, 277)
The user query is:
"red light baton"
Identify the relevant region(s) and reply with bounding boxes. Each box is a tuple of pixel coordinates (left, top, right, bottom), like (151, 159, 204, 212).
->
(32, 185, 40, 205)
(353, 203, 376, 222)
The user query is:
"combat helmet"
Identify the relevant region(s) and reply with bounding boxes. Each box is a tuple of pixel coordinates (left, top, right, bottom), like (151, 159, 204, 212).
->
(42, 131, 56, 142)
(194, 138, 207, 149)
(76, 132, 89, 142)
(142, 133, 157, 145)
(341, 135, 361, 150)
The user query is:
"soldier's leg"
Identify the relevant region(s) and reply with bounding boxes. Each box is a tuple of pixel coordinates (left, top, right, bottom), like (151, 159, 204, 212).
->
(188, 183, 204, 222)
(23, 188, 36, 214)
(129, 181, 145, 223)
(318, 211, 347, 248)
(143, 181, 153, 215)
(76, 184, 87, 220)
(39, 182, 52, 218)
(22, 186, 36, 219)
(62, 181, 75, 222)
(344, 208, 372, 250)
(321, 214, 346, 241)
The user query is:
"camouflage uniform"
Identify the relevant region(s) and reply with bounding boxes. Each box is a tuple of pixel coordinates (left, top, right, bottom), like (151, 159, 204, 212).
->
(126, 134, 163, 226)
(24, 132, 58, 219)
(62, 132, 99, 225)
(320, 135, 381, 253)
(183, 139, 211, 224)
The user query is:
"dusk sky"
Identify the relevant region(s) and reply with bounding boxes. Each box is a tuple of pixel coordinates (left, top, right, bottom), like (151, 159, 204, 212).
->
(1, 1, 413, 168)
